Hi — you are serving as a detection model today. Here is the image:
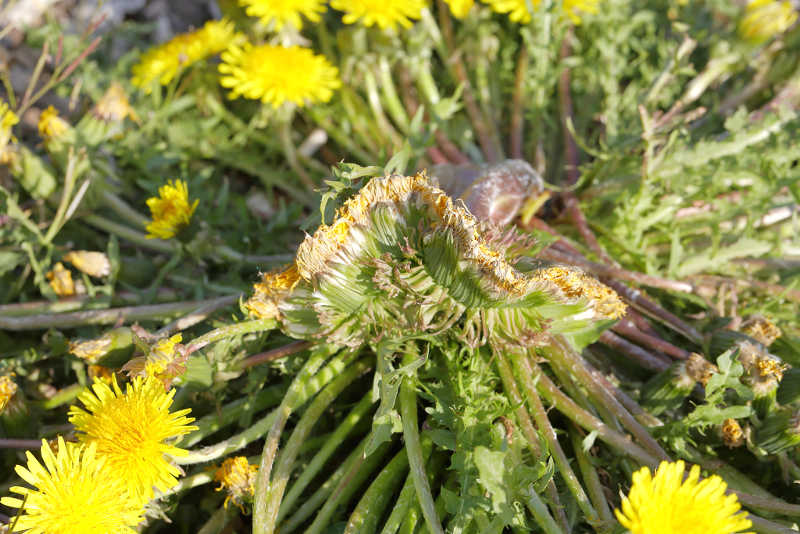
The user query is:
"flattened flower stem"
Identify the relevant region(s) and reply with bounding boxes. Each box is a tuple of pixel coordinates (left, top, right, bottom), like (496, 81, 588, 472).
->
(256, 358, 372, 534)
(253, 348, 357, 532)
(509, 352, 600, 525)
(399, 349, 445, 534)
(495, 351, 570, 532)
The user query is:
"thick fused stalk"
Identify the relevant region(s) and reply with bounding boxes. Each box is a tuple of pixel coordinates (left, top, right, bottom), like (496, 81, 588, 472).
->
(257, 358, 371, 534)
(399, 350, 445, 534)
(278, 392, 374, 521)
(508, 352, 600, 525)
(252, 346, 354, 532)
(344, 447, 409, 533)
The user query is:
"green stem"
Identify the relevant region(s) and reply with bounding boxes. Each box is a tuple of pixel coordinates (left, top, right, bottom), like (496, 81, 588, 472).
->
(196, 506, 236, 534)
(279, 392, 374, 520)
(510, 353, 600, 524)
(495, 352, 570, 532)
(519, 486, 565, 534)
(43, 149, 80, 244)
(38, 384, 82, 409)
(378, 57, 410, 134)
(184, 384, 287, 448)
(185, 318, 277, 355)
(83, 214, 177, 254)
(399, 350, 445, 534)
(568, 424, 615, 528)
(529, 359, 658, 467)
(379, 473, 417, 534)
(256, 358, 371, 534)
(344, 448, 409, 534)
(100, 190, 149, 228)
(0, 296, 237, 331)
(252, 347, 356, 531)
(545, 338, 670, 462)
(299, 439, 393, 534)
(306, 107, 372, 164)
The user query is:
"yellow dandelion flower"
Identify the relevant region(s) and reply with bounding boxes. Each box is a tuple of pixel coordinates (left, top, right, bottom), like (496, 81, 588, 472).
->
(615, 460, 752, 534)
(445, 0, 474, 18)
(68, 376, 197, 503)
(1, 100, 19, 163)
(219, 44, 340, 108)
(46, 262, 75, 297)
(214, 456, 258, 510)
(330, 0, 426, 29)
(93, 83, 138, 122)
(63, 250, 111, 278)
(0, 375, 18, 413)
(483, 0, 536, 23)
(739, 0, 797, 43)
(482, 0, 598, 24)
(37, 106, 70, 141)
(132, 18, 240, 91)
(145, 179, 199, 239)
(239, 0, 327, 29)
(0, 437, 143, 534)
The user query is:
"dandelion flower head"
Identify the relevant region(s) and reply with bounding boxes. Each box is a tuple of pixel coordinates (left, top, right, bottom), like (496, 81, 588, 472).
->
(739, 0, 797, 43)
(615, 460, 752, 534)
(330, 0, 426, 29)
(214, 456, 258, 510)
(483, 0, 599, 24)
(145, 179, 199, 239)
(132, 18, 239, 91)
(123, 334, 187, 388)
(0, 437, 143, 534)
(1, 100, 19, 162)
(0, 375, 18, 413)
(38, 106, 70, 140)
(93, 83, 138, 122)
(68, 376, 197, 503)
(239, 0, 327, 30)
(219, 44, 340, 108)
(445, 0, 474, 18)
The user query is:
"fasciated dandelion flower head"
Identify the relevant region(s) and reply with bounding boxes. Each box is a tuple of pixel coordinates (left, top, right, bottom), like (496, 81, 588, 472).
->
(219, 43, 340, 108)
(38, 106, 70, 140)
(145, 179, 199, 239)
(615, 460, 752, 534)
(330, 0, 426, 29)
(739, 0, 797, 43)
(214, 456, 258, 510)
(239, 0, 327, 29)
(68, 375, 197, 503)
(132, 18, 240, 91)
(0, 374, 18, 413)
(0, 437, 143, 534)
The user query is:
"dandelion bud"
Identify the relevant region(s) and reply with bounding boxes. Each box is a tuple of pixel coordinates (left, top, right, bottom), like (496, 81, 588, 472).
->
(63, 250, 111, 278)
(69, 327, 134, 366)
(741, 316, 781, 347)
(755, 409, 800, 454)
(738, 341, 787, 417)
(145, 180, 199, 240)
(721, 418, 745, 448)
(685, 352, 718, 387)
(214, 456, 258, 511)
(641, 360, 696, 415)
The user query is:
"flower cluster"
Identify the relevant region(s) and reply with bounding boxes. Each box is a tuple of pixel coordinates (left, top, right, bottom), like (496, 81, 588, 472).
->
(2, 376, 196, 533)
